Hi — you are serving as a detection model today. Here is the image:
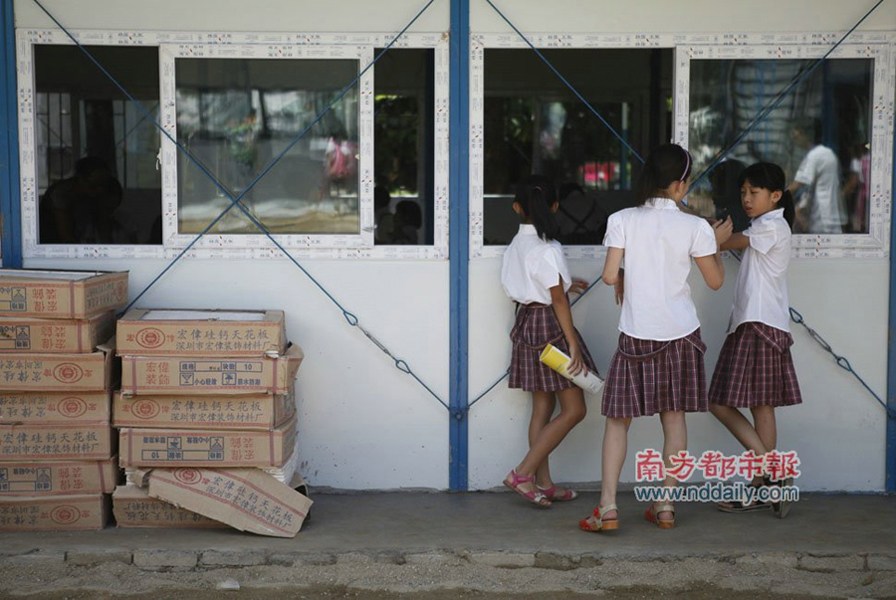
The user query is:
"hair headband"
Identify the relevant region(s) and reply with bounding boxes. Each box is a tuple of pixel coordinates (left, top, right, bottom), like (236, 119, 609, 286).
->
(679, 149, 691, 182)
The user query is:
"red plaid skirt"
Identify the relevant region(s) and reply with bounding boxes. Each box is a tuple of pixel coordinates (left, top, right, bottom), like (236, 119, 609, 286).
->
(709, 322, 802, 408)
(601, 330, 708, 418)
(508, 304, 598, 392)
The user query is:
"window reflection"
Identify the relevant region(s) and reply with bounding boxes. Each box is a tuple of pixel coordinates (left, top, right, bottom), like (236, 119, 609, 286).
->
(34, 45, 161, 244)
(688, 58, 872, 234)
(373, 48, 434, 245)
(483, 49, 672, 245)
(175, 58, 360, 235)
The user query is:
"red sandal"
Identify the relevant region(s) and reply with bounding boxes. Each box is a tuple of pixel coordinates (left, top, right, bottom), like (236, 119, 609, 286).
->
(538, 485, 579, 502)
(503, 469, 551, 507)
(578, 503, 619, 532)
(644, 503, 675, 529)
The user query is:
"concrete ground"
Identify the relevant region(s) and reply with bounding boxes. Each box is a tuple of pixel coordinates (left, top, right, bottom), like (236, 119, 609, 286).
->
(1, 490, 895, 598)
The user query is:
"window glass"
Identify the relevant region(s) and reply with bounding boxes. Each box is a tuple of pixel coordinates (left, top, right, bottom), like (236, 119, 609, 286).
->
(34, 45, 161, 244)
(482, 48, 672, 245)
(175, 57, 360, 235)
(688, 58, 873, 234)
(373, 48, 434, 245)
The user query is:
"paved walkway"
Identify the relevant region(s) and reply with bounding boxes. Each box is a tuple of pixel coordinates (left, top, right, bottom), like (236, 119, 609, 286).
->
(2, 491, 895, 598)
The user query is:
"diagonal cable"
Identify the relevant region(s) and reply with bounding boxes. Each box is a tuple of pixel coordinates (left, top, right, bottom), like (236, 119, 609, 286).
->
(31, 0, 449, 411)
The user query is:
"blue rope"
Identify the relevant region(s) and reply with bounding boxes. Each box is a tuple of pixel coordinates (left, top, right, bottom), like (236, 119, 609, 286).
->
(483, 0, 644, 165)
(31, 0, 449, 411)
(689, 0, 884, 191)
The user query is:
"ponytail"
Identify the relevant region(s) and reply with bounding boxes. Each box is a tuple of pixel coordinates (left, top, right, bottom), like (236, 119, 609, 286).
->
(634, 143, 692, 206)
(515, 175, 559, 241)
(779, 189, 796, 229)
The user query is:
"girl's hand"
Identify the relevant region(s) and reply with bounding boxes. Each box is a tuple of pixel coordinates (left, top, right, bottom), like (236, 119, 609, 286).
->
(614, 271, 624, 305)
(566, 340, 586, 377)
(712, 216, 733, 247)
(569, 278, 590, 295)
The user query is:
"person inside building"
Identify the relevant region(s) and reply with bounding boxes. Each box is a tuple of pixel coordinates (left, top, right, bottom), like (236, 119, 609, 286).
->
(39, 156, 123, 244)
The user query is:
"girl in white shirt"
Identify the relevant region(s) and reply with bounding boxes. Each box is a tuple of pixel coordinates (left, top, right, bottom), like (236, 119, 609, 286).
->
(710, 162, 802, 516)
(501, 175, 598, 507)
(580, 144, 731, 532)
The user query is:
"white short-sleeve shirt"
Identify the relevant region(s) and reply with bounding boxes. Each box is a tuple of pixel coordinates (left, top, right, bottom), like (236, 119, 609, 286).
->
(501, 224, 572, 305)
(794, 144, 843, 233)
(603, 197, 717, 341)
(728, 208, 792, 333)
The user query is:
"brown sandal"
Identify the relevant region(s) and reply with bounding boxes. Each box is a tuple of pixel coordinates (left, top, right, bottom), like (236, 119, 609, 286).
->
(644, 503, 675, 529)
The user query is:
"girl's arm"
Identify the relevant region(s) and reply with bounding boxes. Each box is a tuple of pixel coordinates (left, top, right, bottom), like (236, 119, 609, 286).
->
(550, 278, 586, 376)
(720, 232, 750, 251)
(694, 254, 724, 290)
(601, 247, 624, 285)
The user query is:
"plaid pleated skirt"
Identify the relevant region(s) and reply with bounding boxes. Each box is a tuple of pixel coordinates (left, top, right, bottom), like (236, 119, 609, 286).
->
(508, 303, 598, 392)
(709, 322, 803, 408)
(601, 329, 708, 418)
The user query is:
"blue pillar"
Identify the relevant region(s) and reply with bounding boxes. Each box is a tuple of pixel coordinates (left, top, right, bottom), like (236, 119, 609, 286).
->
(888, 120, 896, 494)
(1, 0, 23, 268)
(448, 0, 469, 491)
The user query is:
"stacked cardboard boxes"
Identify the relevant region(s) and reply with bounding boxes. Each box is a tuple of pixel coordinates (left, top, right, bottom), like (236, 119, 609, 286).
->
(0, 269, 128, 531)
(112, 309, 311, 536)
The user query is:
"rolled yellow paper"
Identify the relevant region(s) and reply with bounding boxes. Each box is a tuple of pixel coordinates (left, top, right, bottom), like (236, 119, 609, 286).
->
(539, 343, 604, 394)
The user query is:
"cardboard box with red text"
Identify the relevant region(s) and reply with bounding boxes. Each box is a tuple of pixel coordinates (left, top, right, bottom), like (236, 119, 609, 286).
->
(113, 388, 295, 430)
(1, 422, 115, 460)
(0, 493, 109, 531)
(147, 467, 311, 537)
(118, 415, 296, 468)
(120, 344, 302, 396)
(0, 269, 127, 319)
(116, 309, 287, 357)
(112, 484, 226, 529)
(0, 458, 118, 496)
(0, 391, 111, 423)
(0, 311, 115, 353)
(0, 339, 117, 391)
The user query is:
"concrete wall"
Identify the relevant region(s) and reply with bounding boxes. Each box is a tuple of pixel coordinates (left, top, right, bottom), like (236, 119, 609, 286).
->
(12, 0, 895, 491)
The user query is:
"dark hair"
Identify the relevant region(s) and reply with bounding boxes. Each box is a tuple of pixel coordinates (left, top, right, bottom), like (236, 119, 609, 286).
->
(792, 117, 821, 144)
(737, 162, 796, 229)
(634, 143, 692, 206)
(514, 174, 559, 241)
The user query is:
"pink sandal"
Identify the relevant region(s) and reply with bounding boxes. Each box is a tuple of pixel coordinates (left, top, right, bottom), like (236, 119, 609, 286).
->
(538, 485, 579, 502)
(503, 470, 551, 507)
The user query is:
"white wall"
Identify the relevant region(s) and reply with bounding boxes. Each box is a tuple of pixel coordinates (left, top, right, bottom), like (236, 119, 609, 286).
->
(12, 0, 895, 491)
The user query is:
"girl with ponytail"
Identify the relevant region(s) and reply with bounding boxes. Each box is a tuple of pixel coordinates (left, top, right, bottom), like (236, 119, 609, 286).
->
(500, 174, 598, 507)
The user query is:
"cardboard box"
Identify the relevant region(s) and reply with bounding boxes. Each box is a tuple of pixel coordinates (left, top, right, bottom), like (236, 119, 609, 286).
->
(0, 494, 109, 531)
(0, 269, 128, 319)
(113, 388, 295, 430)
(0, 339, 117, 391)
(116, 309, 287, 357)
(120, 344, 302, 396)
(0, 391, 111, 423)
(0, 311, 115, 354)
(1, 422, 115, 460)
(148, 467, 312, 537)
(113, 484, 227, 529)
(118, 415, 296, 468)
(0, 458, 118, 496)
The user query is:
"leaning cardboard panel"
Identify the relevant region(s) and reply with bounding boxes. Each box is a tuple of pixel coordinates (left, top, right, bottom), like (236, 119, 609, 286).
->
(0, 338, 117, 391)
(0, 391, 111, 423)
(113, 387, 295, 430)
(120, 343, 302, 396)
(118, 415, 296, 468)
(0, 458, 118, 496)
(0, 311, 115, 353)
(113, 484, 227, 529)
(0, 269, 128, 319)
(116, 309, 287, 357)
(148, 467, 312, 537)
(1, 421, 115, 461)
(0, 494, 109, 531)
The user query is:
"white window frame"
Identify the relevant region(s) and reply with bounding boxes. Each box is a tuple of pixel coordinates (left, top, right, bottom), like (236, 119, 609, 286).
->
(675, 34, 896, 259)
(16, 29, 449, 260)
(471, 32, 895, 260)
